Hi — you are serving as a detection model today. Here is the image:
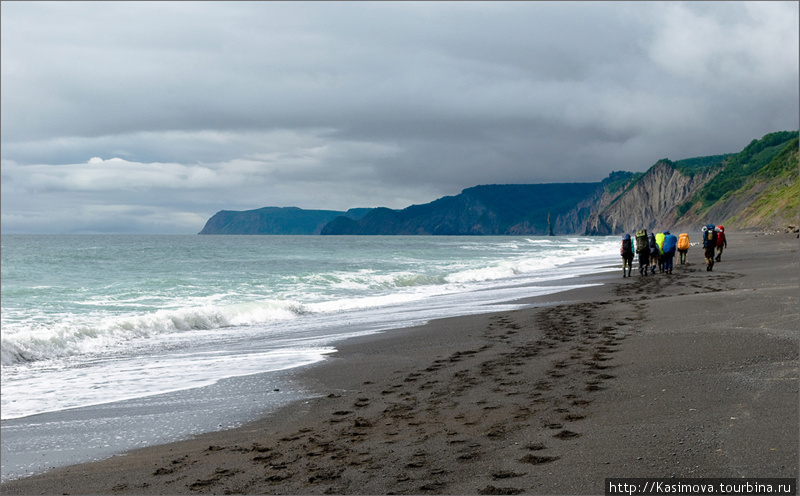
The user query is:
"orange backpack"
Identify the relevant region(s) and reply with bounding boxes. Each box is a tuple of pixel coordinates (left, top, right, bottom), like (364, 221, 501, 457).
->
(677, 233, 690, 251)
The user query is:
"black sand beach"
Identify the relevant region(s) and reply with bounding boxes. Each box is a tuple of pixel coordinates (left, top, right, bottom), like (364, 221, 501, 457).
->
(2, 232, 797, 495)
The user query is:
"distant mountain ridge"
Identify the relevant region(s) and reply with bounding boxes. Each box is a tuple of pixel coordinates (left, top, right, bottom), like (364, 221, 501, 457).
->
(198, 131, 799, 235)
(320, 182, 609, 235)
(198, 207, 371, 235)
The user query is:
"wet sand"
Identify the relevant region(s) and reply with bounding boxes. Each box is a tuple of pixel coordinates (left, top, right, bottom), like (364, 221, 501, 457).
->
(2, 232, 797, 495)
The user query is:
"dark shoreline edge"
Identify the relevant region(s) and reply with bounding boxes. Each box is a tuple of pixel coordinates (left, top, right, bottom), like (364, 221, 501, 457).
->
(2, 232, 797, 495)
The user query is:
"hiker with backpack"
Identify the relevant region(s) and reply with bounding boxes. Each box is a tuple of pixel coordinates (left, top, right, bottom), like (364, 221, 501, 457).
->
(702, 224, 719, 271)
(661, 230, 678, 274)
(620, 234, 634, 278)
(655, 231, 666, 273)
(677, 233, 690, 265)
(647, 232, 660, 275)
(635, 229, 650, 276)
(715, 225, 727, 262)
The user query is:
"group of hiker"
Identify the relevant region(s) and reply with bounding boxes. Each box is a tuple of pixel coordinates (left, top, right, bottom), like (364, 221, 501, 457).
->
(619, 224, 727, 277)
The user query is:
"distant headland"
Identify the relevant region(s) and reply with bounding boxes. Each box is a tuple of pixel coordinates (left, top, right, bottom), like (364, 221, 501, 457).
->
(199, 131, 799, 236)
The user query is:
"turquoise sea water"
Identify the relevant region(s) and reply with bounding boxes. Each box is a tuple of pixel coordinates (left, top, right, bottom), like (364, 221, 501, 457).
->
(1, 234, 618, 480)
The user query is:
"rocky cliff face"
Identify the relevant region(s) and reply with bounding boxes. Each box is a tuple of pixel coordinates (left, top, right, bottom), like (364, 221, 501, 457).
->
(554, 185, 615, 234)
(584, 161, 717, 235)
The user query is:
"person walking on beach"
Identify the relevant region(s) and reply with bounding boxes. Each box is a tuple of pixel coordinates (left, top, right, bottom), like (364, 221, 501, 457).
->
(677, 233, 690, 265)
(621, 234, 634, 277)
(715, 225, 727, 262)
(655, 231, 666, 273)
(661, 230, 678, 274)
(647, 232, 660, 275)
(702, 224, 718, 271)
(635, 229, 650, 276)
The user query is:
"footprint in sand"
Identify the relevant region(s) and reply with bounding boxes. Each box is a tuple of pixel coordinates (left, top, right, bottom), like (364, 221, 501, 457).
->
(329, 410, 353, 423)
(553, 429, 581, 439)
(153, 455, 191, 476)
(492, 471, 527, 479)
(353, 417, 372, 428)
(585, 378, 605, 391)
(519, 454, 560, 464)
(252, 451, 278, 463)
(479, 485, 525, 495)
(307, 467, 344, 484)
(188, 468, 243, 489)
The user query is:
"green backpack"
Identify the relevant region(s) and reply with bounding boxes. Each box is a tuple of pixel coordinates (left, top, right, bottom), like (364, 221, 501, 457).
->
(635, 230, 649, 253)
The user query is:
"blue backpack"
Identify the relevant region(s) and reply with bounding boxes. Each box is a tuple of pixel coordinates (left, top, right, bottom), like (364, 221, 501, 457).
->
(703, 224, 717, 247)
(662, 233, 678, 253)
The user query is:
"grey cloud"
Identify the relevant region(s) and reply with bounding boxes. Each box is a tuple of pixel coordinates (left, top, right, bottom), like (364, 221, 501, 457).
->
(1, 1, 797, 234)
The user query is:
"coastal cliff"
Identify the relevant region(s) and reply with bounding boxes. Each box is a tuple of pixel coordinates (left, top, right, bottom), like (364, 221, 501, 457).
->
(199, 131, 799, 236)
(583, 161, 718, 235)
(584, 131, 798, 234)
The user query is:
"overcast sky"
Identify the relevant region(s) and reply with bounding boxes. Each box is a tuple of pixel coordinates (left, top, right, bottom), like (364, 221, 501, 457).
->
(2, 1, 798, 234)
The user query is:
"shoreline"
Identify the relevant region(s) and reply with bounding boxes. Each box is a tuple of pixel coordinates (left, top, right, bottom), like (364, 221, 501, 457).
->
(2, 232, 797, 494)
(0, 243, 618, 483)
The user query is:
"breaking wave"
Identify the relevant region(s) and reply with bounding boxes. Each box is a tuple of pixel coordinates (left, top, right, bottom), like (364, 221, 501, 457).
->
(2, 236, 619, 367)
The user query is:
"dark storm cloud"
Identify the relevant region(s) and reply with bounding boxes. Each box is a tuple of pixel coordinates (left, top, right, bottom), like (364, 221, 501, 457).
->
(1, 1, 797, 233)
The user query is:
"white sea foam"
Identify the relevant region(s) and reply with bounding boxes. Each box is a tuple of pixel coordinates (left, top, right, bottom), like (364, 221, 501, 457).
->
(1, 234, 621, 420)
(2, 238, 618, 367)
(1, 347, 337, 420)
(0, 299, 310, 366)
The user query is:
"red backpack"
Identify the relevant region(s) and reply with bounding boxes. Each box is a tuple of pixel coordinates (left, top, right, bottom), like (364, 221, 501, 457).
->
(716, 226, 726, 247)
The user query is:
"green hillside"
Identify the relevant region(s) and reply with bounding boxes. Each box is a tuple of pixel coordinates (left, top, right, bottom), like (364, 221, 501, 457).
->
(696, 131, 797, 209)
(722, 136, 799, 229)
(675, 131, 798, 224)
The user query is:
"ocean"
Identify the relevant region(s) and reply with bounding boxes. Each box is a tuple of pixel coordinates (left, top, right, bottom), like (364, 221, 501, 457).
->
(1, 234, 619, 481)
